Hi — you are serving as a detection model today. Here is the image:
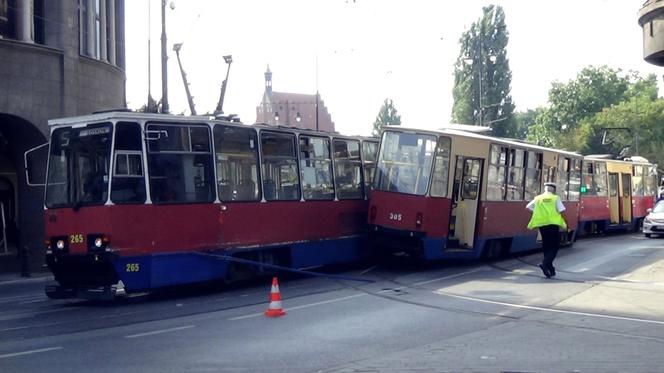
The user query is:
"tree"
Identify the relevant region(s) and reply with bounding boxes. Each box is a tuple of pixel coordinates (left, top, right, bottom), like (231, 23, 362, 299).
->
(372, 99, 401, 137)
(526, 66, 654, 149)
(451, 5, 515, 137)
(513, 108, 544, 140)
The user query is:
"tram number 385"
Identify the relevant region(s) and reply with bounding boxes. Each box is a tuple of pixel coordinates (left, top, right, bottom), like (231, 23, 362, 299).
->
(389, 213, 402, 221)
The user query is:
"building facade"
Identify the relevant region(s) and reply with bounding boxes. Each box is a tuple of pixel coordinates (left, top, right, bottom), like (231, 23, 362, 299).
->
(0, 0, 126, 274)
(256, 66, 335, 133)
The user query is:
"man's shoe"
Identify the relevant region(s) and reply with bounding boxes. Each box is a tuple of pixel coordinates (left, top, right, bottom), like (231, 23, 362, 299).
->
(549, 266, 556, 277)
(539, 264, 552, 278)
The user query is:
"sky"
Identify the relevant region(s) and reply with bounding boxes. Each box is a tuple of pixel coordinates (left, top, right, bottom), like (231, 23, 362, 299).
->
(124, 0, 661, 136)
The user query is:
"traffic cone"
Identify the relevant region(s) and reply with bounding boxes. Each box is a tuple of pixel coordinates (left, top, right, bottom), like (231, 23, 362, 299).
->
(265, 277, 286, 317)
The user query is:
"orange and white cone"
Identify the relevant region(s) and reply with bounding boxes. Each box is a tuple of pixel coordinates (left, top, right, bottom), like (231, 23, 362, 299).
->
(264, 277, 286, 317)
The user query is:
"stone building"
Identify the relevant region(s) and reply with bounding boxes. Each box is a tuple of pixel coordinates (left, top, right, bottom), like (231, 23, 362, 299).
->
(255, 66, 335, 133)
(639, 0, 664, 66)
(0, 0, 126, 274)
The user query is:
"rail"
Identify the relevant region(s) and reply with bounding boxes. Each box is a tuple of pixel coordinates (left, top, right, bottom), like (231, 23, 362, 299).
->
(0, 202, 7, 255)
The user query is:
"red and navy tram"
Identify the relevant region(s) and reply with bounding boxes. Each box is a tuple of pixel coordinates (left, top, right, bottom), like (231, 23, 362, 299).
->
(43, 111, 378, 299)
(368, 126, 582, 260)
(578, 156, 657, 235)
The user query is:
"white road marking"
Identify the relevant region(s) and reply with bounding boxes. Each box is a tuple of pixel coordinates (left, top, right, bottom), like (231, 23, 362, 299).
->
(435, 290, 664, 325)
(125, 325, 195, 339)
(0, 347, 63, 359)
(228, 294, 366, 320)
(566, 245, 651, 273)
(229, 268, 486, 321)
(413, 268, 491, 286)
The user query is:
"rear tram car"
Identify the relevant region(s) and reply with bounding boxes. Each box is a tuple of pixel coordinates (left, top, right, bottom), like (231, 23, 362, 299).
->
(43, 111, 378, 299)
(578, 156, 657, 235)
(368, 126, 582, 260)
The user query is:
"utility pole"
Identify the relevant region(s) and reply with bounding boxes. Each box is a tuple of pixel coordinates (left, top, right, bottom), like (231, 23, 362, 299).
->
(160, 0, 169, 113)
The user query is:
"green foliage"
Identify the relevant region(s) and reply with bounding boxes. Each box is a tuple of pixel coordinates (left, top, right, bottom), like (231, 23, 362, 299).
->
(526, 66, 658, 151)
(372, 99, 401, 137)
(577, 96, 664, 166)
(513, 108, 544, 140)
(451, 4, 515, 137)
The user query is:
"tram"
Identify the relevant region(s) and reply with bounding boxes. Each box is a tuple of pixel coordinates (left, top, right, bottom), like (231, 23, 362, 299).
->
(578, 156, 657, 235)
(42, 111, 378, 299)
(367, 126, 582, 260)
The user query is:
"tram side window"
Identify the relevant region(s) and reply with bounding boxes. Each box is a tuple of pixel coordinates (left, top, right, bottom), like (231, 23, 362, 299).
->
(430, 137, 451, 197)
(147, 124, 215, 204)
(582, 161, 597, 196)
(261, 132, 300, 201)
(595, 162, 608, 197)
(333, 139, 363, 200)
(214, 125, 260, 202)
(645, 165, 657, 196)
(487, 144, 508, 201)
(556, 157, 570, 201)
(111, 122, 146, 204)
(362, 141, 378, 197)
(632, 165, 645, 196)
(507, 148, 525, 201)
(524, 152, 542, 201)
(299, 136, 334, 200)
(568, 158, 581, 201)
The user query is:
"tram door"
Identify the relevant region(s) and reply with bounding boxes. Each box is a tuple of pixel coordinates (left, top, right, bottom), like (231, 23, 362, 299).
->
(448, 157, 483, 248)
(608, 173, 620, 224)
(621, 173, 632, 224)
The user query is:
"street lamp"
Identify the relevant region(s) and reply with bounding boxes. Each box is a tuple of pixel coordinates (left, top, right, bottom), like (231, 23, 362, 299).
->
(274, 111, 279, 124)
(296, 112, 302, 122)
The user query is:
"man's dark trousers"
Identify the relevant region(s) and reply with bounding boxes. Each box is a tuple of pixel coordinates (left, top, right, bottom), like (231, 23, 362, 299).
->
(539, 224, 560, 272)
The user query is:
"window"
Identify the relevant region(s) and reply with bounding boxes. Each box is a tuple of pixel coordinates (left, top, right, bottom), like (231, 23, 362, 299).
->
(568, 158, 581, 201)
(146, 123, 215, 204)
(261, 131, 300, 201)
(507, 148, 525, 201)
(362, 141, 378, 197)
(595, 162, 608, 197)
(645, 165, 657, 196)
(111, 122, 146, 204)
(374, 132, 436, 196)
(524, 151, 542, 201)
(333, 139, 363, 200)
(299, 136, 334, 200)
(45, 124, 113, 208)
(632, 165, 645, 196)
(582, 161, 597, 196)
(430, 137, 451, 197)
(461, 159, 481, 200)
(214, 125, 260, 202)
(487, 144, 508, 201)
(556, 156, 570, 201)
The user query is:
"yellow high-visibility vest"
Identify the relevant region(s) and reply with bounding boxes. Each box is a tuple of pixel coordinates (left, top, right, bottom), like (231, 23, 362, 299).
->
(527, 193, 567, 230)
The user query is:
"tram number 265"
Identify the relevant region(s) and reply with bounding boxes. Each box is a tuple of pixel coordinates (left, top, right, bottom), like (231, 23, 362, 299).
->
(389, 212, 402, 221)
(125, 263, 140, 272)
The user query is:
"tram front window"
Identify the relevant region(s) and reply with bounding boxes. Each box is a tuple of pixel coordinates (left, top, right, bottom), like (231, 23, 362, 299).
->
(374, 131, 437, 195)
(45, 124, 113, 208)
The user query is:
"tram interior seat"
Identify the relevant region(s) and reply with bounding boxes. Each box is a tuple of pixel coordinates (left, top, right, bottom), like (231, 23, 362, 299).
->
(237, 179, 255, 200)
(263, 179, 276, 200)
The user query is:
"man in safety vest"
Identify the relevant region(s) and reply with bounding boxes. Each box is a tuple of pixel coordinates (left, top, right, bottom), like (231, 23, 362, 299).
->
(526, 182, 569, 278)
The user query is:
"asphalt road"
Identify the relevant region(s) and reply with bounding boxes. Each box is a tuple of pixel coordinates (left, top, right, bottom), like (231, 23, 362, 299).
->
(1, 233, 664, 372)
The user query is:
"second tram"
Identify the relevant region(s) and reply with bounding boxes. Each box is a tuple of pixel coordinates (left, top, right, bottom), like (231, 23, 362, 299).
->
(368, 126, 582, 260)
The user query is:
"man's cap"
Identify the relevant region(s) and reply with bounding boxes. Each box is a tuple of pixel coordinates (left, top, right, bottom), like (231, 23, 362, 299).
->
(544, 182, 557, 188)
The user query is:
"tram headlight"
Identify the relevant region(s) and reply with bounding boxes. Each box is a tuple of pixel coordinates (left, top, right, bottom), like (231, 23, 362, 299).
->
(88, 234, 110, 252)
(56, 240, 65, 250)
